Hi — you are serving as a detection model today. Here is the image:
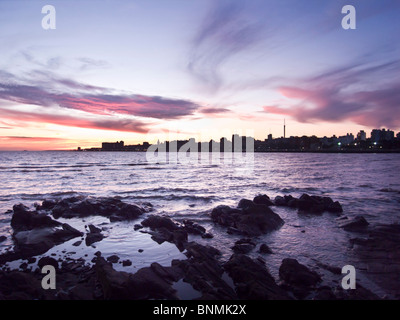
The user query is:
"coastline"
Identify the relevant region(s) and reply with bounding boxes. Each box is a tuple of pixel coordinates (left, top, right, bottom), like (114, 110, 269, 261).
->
(1, 193, 399, 300)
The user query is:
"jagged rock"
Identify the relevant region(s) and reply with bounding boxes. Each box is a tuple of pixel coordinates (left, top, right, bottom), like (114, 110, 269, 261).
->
(224, 254, 290, 300)
(122, 260, 132, 267)
(38, 256, 59, 270)
(211, 200, 284, 236)
(11, 204, 61, 232)
(173, 242, 236, 299)
(232, 238, 256, 254)
(339, 215, 369, 231)
(141, 215, 179, 231)
(50, 197, 146, 221)
(106, 255, 120, 264)
(258, 243, 273, 254)
(141, 215, 188, 251)
(95, 257, 179, 300)
(253, 194, 274, 206)
(279, 258, 321, 288)
(85, 232, 104, 246)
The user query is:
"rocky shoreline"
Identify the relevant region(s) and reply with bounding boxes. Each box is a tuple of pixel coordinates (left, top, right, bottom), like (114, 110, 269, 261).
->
(0, 194, 398, 300)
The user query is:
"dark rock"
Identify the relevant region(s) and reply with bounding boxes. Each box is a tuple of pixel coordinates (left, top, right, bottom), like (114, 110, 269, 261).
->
(95, 257, 178, 300)
(224, 254, 290, 300)
(174, 242, 236, 299)
(258, 243, 273, 254)
(72, 240, 82, 247)
(38, 256, 59, 270)
(339, 215, 369, 231)
(122, 259, 132, 267)
(0, 236, 6, 243)
(27, 257, 36, 264)
(11, 204, 61, 232)
(85, 232, 104, 246)
(40, 200, 57, 210)
(211, 201, 284, 236)
(253, 194, 274, 206)
(316, 262, 342, 275)
(0, 271, 42, 299)
(11, 223, 83, 260)
(19, 262, 28, 270)
(279, 258, 321, 288)
(51, 196, 147, 221)
(349, 224, 400, 297)
(274, 196, 287, 206)
(314, 286, 337, 300)
(182, 219, 206, 235)
(138, 249, 144, 253)
(141, 215, 178, 231)
(133, 224, 143, 231)
(88, 224, 102, 234)
(106, 255, 120, 263)
(232, 238, 256, 254)
(201, 232, 213, 239)
(238, 199, 255, 209)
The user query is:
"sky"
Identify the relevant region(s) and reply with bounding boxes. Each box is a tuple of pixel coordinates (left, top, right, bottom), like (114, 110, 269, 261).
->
(0, 0, 399, 150)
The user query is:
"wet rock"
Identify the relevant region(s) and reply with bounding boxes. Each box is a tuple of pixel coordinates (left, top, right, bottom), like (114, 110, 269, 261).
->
(0, 236, 6, 243)
(141, 215, 179, 231)
(211, 200, 284, 236)
(141, 215, 188, 251)
(201, 232, 213, 239)
(339, 215, 369, 231)
(232, 238, 256, 254)
(224, 254, 290, 300)
(11, 204, 61, 232)
(38, 256, 59, 270)
(174, 242, 236, 299)
(95, 257, 179, 300)
(12, 223, 83, 260)
(349, 224, 400, 298)
(50, 196, 147, 221)
(253, 194, 274, 206)
(279, 258, 321, 288)
(72, 240, 82, 247)
(316, 262, 342, 275)
(106, 255, 120, 264)
(258, 243, 273, 254)
(88, 224, 101, 234)
(85, 232, 104, 246)
(182, 219, 206, 236)
(122, 260, 132, 267)
(133, 224, 143, 231)
(0, 271, 42, 300)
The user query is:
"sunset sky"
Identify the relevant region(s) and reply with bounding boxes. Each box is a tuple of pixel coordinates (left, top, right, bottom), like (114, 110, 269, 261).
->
(0, 0, 399, 150)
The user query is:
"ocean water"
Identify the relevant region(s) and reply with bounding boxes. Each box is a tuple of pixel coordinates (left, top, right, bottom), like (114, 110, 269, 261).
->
(1, 151, 400, 298)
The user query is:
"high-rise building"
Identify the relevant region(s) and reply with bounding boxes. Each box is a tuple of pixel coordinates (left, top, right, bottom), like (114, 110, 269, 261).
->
(356, 130, 367, 141)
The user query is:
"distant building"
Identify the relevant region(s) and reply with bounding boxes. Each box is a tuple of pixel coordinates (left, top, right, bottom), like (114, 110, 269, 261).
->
(371, 129, 395, 143)
(102, 141, 124, 151)
(397, 132, 400, 141)
(338, 133, 354, 146)
(356, 130, 367, 141)
(267, 134, 273, 141)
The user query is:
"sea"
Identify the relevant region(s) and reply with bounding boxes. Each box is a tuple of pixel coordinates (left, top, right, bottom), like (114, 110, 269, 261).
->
(0, 151, 399, 298)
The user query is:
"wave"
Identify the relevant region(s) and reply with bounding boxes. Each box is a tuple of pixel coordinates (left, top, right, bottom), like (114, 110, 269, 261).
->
(116, 193, 218, 202)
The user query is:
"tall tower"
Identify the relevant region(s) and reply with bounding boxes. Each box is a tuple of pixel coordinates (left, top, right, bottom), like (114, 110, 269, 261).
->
(284, 119, 286, 139)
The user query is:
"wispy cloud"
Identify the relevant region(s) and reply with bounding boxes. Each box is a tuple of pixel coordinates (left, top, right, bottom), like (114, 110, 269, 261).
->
(0, 71, 202, 120)
(263, 60, 400, 128)
(188, 0, 266, 92)
(0, 107, 150, 133)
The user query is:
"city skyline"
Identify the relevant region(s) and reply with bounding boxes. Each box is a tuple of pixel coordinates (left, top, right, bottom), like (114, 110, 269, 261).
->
(0, 0, 399, 151)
